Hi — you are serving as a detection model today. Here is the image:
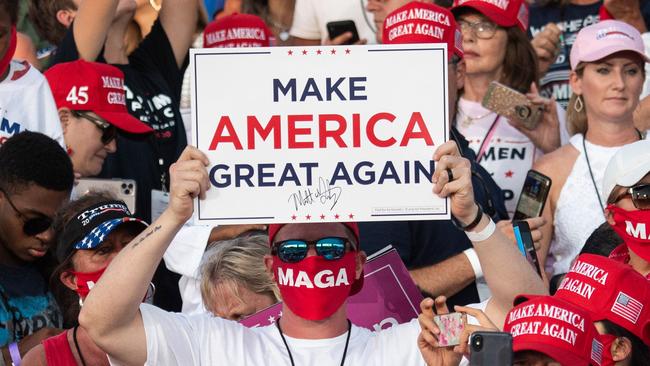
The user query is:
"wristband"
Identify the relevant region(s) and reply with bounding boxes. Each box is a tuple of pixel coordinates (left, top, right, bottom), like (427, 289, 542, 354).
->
(8, 342, 20, 366)
(465, 217, 496, 242)
(451, 203, 484, 232)
(463, 248, 483, 279)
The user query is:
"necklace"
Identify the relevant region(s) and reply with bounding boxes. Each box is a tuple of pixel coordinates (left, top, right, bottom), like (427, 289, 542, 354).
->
(275, 318, 352, 366)
(73, 326, 88, 366)
(459, 107, 495, 128)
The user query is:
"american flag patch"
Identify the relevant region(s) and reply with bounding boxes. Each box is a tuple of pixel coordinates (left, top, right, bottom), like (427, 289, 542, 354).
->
(611, 292, 643, 324)
(591, 339, 604, 366)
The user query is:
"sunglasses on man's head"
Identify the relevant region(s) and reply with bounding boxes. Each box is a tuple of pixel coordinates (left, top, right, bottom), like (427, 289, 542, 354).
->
(613, 183, 650, 210)
(0, 188, 53, 236)
(72, 111, 117, 145)
(272, 237, 354, 263)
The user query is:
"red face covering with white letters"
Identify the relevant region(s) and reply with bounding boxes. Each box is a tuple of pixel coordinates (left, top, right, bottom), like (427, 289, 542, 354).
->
(71, 267, 107, 299)
(608, 205, 650, 262)
(273, 252, 357, 321)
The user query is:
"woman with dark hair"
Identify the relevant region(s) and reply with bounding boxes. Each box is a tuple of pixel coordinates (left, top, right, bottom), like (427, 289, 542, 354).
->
(21, 193, 149, 365)
(535, 20, 649, 278)
(451, 0, 568, 217)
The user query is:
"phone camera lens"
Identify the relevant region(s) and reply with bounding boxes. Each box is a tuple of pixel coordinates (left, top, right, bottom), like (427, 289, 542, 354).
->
(121, 183, 127, 189)
(128, 183, 134, 189)
(471, 334, 483, 352)
(124, 189, 131, 195)
(515, 105, 531, 119)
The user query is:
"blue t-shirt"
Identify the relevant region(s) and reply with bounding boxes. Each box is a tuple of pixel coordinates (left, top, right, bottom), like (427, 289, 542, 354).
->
(0, 264, 62, 346)
(528, 1, 650, 108)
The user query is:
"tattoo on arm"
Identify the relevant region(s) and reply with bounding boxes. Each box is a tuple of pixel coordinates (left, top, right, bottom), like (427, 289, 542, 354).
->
(130, 225, 162, 249)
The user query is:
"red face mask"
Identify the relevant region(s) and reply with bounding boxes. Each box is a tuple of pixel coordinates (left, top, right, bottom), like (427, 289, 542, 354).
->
(71, 267, 107, 299)
(592, 333, 617, 366)
(272, 252, 357, 321)
(607, 205, 650, 262)
(0, 26, 17, 79)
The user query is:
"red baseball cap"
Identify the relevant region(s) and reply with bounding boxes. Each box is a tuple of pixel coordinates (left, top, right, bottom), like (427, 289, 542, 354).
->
(554, 254, 650, 345)
(203, 13, 273, 48)
(504, 295, 599, 366)
(451, 0, 529, 32)
(268, 222, 363, 295)
(382, 1, 463, 60)
(45, 60, 152, 134)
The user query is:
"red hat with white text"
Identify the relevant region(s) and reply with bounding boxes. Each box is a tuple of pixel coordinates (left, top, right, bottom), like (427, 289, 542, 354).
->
(504, 295, 599, 366)
(554, 254, 650, 345)
(45, 60, 152, 134)
(451, 0, 529, 32)
(203, 13, 273, 48)
(382, 1, 463, 60)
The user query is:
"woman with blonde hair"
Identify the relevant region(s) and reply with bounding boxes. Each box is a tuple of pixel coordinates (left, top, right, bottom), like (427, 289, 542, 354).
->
(535, 20, 649, 277)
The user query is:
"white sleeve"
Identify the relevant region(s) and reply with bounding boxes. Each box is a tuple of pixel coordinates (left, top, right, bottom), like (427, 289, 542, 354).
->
(35, 72, 65, 148)
(289, 0, 322, 40)
(642, 33, 650, 99)
(163, 224, 212, 278)
(372, 319, 426, 366)
(140, 304, 202, 365)
(179, 275, 207, 315)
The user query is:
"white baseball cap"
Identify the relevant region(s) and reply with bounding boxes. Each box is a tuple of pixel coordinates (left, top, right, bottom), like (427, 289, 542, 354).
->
(602, 139, 650, 202)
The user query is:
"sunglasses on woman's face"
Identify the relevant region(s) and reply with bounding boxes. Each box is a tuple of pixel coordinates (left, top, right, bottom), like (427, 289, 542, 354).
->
(272, 236, 354, 263)
(0, 188, 52, 236)
(72, 111, 117, 145)
(613, 183, 650, 209)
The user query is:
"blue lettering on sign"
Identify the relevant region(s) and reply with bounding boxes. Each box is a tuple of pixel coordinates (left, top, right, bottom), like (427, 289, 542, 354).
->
(272, 77, 368, 102)
(0, 118, 21, 135)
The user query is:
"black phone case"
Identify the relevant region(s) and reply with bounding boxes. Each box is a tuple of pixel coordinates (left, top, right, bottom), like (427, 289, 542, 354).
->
(469, 332, 513, 366)
(513, 169, 552, 220)
(326, 20, 360, 44)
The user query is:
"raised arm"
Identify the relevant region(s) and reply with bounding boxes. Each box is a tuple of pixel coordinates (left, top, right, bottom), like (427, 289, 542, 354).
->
(409, 253, 476, 299)
(78, 147, 210, 365)
(72, 0, 118, 61)
(432, 141, 548, 328)
(159, 0, 199, 68)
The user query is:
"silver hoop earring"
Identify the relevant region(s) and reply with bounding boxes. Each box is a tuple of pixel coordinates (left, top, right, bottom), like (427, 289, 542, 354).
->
(574, 95, 584, 112)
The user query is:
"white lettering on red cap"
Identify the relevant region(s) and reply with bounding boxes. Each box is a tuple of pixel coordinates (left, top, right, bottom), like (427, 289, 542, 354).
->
(385, 8, 451, 28)
(101, 76, 123, 89)
(625, 221, 648, 239)
(540, 323, 578, 346)
(557, 277, 596, 299)
(107, 92, 126, 105)
(568, 260, 609, 285)
(596, 27, 634, 41)
(457, 0, 510, 10)
(508, 303, 585, 331)
(277, 267, 349, 288)
(227, 27, 266, 41)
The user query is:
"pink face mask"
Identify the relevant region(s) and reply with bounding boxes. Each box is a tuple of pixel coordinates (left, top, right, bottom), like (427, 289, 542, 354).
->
(71, 267, 107, 299)
(0, 26, 17, 78)
(272, 252, 357, 321)
(607, 205, 650, 262)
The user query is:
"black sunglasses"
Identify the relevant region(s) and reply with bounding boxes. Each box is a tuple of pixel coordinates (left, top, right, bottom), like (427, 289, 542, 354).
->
(614, 184, 650, 210)
(72, 111, 117, 145)
(0, 188, 53, 236)
(272, 236, 354, 263)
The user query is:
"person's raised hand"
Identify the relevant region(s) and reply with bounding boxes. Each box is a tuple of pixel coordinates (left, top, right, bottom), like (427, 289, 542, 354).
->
(432, 141, 476, 225)
(507, 82, 561, 153)
(417, 296, 463, 366)
(531, 23, 561, 76)
(167, 146, 210, 224)
(604, 0, 647, 33)
(496, 216, 546, 251)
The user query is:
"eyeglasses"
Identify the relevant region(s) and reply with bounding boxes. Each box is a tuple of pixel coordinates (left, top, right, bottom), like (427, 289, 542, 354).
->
(613, 184, 650, 209)
(272, 236, 354, 263)
(458, 19, 498, 40)
(0, 188, 53, 236)
(72, 111, 117, 145)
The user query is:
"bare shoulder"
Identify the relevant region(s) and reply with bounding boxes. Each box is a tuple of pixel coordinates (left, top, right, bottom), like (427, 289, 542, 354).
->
(533, 144, 579, 179)
(21, 344, 48, 366)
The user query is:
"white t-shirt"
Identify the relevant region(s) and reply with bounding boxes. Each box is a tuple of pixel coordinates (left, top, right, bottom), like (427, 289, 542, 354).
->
(456, 98, 568, 216)
(290, 0, 377, 44)
(138, 303, 425, 366)
(0, 60, 64, 147)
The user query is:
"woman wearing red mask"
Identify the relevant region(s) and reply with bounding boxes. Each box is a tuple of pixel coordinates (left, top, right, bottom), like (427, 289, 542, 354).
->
(21, 192, 149, 366)
(602, 139, 650, 278)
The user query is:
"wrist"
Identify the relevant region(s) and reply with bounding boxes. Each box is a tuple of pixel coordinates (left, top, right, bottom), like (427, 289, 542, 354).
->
(466, 215, 496, 242)
(455, 204, 481, 228)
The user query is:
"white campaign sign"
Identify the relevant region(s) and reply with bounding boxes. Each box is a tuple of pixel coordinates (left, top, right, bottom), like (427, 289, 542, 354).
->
(191, 43, 449, 224)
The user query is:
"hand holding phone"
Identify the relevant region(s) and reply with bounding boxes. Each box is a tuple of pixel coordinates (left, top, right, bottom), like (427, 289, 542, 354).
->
(433, 313, 464, 347)
(482, 81, 543, 130)
(513, 220, 543, 277)
(513, 169, 552, 221)
(74, 178, 137, 213)
(326, 20, 360, 45)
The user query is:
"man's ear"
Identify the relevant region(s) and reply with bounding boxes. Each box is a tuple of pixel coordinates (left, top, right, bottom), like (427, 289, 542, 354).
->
(56, 9, 77, 28)
(611, 337, 633, 362)
(264, 254, 275, 281)
(355, 251, 367, 280)
(60, 270, 78, 291)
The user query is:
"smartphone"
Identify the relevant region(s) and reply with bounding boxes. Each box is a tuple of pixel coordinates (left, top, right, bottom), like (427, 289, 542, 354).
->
(482, 81, 543, 130)
(433, 312, 464, 347)
(74, 178, 137, 213)
(326, 20, 360, 45)
(469, 332, 513, 366)
(513, 170, 552, 220)
(513, 221, 543, 277)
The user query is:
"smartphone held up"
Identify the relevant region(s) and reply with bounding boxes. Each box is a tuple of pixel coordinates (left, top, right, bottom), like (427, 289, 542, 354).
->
(482, 81, 543, 130)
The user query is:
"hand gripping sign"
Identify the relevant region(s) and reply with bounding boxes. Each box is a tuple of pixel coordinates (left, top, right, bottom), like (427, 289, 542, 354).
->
(191, 44, 450, 224)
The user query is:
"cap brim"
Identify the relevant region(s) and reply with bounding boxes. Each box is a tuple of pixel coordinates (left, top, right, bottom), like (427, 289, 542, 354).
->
(617, 160, 650, 188)
(578, 48, 650, 67)
(513, 341, 589, 366)
(74, 218, 148, 250)
(95, 110, 153, 134)
(451, 3, 517, 28)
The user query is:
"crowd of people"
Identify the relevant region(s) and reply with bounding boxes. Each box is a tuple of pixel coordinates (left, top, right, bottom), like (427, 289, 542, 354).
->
(1, 0, 649, 365)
